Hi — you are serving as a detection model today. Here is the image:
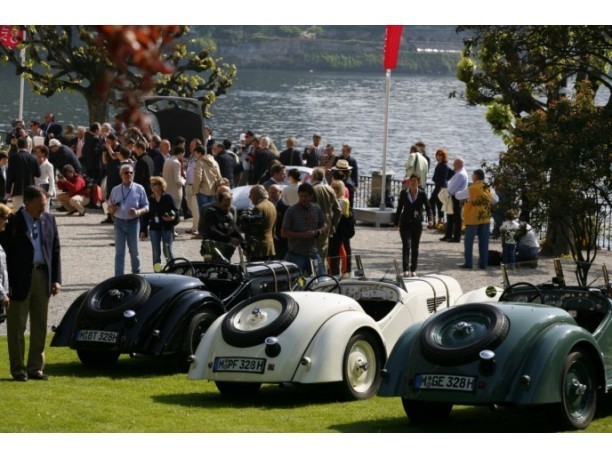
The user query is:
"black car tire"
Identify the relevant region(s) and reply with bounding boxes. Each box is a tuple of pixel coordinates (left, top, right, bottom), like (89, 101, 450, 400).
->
(420, 303, 510, 365)
(337, 330, 383, 400)
(546, 350, 598, 431)
(77, 349, 121, 368)
(83, 274, 151, 322)
(402, 398, 453, 423)
(221, 293, 299, 348)
(177, 310, 220, 371)
(215, 381, 262, 397)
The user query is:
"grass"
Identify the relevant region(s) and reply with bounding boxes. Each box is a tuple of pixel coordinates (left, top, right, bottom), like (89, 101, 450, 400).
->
(1, 336, 612, 433)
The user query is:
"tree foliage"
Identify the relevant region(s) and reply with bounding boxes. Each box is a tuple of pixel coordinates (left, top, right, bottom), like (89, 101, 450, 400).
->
(0, 26, 236, 126)
(456, 26, 612, 280)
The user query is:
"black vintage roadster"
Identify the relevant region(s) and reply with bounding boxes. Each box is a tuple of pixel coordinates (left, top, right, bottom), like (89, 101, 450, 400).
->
(51, 258, 301, 369)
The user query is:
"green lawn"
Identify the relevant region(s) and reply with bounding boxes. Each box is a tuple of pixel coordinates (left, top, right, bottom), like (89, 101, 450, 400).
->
(1, 336, 612, 433)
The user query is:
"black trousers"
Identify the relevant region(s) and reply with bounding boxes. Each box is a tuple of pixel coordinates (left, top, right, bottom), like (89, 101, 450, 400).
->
(399, 221, 423, 272)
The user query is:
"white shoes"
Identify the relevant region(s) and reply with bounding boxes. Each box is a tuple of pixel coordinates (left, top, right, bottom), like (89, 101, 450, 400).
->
(403, 271, 418, 277)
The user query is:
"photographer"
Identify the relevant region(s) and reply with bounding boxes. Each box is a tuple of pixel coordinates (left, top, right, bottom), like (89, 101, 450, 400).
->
(240, 185, 277, 261)
(200, 190, 242, 261)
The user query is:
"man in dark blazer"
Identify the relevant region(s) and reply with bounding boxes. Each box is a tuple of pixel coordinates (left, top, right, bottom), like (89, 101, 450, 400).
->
(0, 186, 61, 381)
(6, 137, 41, 210)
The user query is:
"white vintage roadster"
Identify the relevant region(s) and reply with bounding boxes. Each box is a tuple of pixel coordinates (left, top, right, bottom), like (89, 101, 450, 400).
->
(187, 270, 501, 400)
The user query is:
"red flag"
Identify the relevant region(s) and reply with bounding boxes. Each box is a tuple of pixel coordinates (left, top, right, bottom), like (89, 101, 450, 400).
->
(0, 26, 24, 49)
(383, 25, 404, 70)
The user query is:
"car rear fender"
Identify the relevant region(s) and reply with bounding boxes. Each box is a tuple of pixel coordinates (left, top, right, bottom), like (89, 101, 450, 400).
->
(507, 324, 604, 405)
(454, 286, 503, 305)
(50, 291, 89, 346)
(292, 312, 385, 384)
(377, 322, 423, 396)
(149, 290, 225, 354)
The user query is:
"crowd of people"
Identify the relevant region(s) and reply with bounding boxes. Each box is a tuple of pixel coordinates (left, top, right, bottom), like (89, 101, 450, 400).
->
(0, 113, 542, 381)
(394, 142, 539, 275)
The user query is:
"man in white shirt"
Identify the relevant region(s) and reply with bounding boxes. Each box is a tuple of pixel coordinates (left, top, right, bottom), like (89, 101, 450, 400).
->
(441, 156, 468, 243)
(33, 145, 56, 214)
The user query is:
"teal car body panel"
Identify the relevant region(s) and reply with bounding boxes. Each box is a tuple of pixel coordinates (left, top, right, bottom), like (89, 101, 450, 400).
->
(379, 279, 612, 427)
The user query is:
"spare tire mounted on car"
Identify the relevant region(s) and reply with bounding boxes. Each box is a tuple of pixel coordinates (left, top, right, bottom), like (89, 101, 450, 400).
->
(83, 274, 152, 322)
(221, 293, 299, 348)
(420, 303, 510, 365)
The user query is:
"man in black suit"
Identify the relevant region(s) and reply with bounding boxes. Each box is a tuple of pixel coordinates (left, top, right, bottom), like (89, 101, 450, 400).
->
(134, 141, 154, 197)
(41, 112, 63, 144)
(6, 137, 41, 210)
(0, 186, 61, 381)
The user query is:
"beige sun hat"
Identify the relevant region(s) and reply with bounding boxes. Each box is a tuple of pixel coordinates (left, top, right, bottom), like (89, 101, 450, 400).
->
(332, 159, 353, 171)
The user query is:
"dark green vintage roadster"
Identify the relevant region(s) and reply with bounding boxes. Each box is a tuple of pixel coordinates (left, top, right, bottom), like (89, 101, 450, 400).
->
(378, 260, 612, 431)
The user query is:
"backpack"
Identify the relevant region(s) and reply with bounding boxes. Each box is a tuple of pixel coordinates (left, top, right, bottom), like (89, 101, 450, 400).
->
(337, 209, 356, 239)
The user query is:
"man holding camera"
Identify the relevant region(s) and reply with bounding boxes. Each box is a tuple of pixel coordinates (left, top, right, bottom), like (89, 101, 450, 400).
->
(107, 164, 149, 276)
(241, 185, 276, 261)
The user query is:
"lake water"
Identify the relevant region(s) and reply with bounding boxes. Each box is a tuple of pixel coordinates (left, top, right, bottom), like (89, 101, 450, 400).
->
(0, 68, 506, 178)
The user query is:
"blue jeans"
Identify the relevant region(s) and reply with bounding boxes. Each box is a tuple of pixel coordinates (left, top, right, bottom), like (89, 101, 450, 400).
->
(196, 193, 215, 210)
(114, 218, 141, 276)
(149, 229, 175, 267)
(286, 251, 325, 276)
(463, 223, 490, 269)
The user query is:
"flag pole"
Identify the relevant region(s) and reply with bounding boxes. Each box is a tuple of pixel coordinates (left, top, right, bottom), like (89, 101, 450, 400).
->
(379, 69, 391, 211)
(380, 25, 403, 211)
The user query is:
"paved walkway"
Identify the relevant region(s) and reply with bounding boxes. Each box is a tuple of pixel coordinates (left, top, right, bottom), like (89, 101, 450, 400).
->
(1, 206, 611, 335)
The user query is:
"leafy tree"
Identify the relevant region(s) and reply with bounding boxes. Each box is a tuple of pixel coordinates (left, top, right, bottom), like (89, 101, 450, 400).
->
(0, 26, 236, 125)
(455, 26, 612, 281)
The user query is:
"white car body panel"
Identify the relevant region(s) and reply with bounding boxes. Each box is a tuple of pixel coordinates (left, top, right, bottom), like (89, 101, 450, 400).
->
(188, 274, 491, 387)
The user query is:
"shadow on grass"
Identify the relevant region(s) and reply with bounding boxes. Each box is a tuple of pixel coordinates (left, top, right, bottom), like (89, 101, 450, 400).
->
(329, 405, 557, 433)
(153, 382, 364, 409)
(43, 353, 187, 379)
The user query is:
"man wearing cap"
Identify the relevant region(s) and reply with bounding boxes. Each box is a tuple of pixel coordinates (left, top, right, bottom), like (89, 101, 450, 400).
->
(331, 158, 356, 209)
(303, 133, 324, 168)
(338, 144, 359, 189)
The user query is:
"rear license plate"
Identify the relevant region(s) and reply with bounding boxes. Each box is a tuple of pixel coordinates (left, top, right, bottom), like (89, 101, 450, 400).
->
(415, 374, 476, 392)
(76, 330, 119, 344)
(213, 357, 266, 374)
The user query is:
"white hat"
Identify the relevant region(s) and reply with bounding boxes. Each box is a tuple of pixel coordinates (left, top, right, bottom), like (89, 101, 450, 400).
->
(332, 159, 353, 171)
(48, 139, 62, 148)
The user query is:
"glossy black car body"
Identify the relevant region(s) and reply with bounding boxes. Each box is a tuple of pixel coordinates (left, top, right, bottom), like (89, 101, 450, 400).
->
(51, 259, 301, 369)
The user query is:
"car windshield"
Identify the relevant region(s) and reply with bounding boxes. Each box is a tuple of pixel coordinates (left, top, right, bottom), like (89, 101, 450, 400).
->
(500, 259, 611, 290)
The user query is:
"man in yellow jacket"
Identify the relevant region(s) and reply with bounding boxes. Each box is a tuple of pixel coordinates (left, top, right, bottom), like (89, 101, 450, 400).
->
(455, 169, 498, 269)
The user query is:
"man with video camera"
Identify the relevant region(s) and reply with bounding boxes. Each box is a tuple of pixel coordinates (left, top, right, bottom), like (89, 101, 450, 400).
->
(240, 184, 276, 262)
